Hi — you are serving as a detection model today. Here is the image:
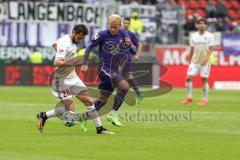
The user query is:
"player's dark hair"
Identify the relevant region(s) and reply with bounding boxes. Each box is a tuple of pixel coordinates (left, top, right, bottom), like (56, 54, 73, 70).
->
(72, 24, 88, 35)
(124, 17, 131, 22)
(197, 18, 207, 24)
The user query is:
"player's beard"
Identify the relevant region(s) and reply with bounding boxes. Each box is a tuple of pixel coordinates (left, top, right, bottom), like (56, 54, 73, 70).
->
(72, 38, 78, 44)
(199, 27, 205, 33)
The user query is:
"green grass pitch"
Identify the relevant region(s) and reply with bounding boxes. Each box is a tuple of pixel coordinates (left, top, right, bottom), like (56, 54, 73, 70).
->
(0, 86, 240, 160)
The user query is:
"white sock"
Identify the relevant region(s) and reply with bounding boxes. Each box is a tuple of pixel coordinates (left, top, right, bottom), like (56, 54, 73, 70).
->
(111, 109, 117, 115)
(46, 109, 56, 118)
(186, 81, 193, 98)
(46, 105, 65, 118)
(86, 105, 102, 127)
(202, 82, 209, 101)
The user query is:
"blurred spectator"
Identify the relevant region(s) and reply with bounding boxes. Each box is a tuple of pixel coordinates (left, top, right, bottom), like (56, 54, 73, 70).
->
(184, 15, 197, 35)
(161, 0, 180, 10)
(143, 0, 157, 5)
(223, 17, 234, 33)
(180, 0, 240, 34)
(104, 0, 161, 4)
(207, 18, 217, 32)
(29, 48, 43, 64)
(231, 21, 240, 33)
(130, 0, 140, 5)
(205, 1, 216, 18)
(129, 11, 143, 36)
(11, 58, 21, 64)
(157, 0, 166, 4)
(216, 0, 227, 18)
(49, 0, 83, 2)
(215, 18, 225, 31)
(120, 0, 140, 4)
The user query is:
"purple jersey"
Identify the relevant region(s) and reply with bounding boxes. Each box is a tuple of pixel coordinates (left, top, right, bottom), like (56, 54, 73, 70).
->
(127, 31, 139, 51)
(83, 28, 131, 72)
(121, 31, 139, 77)
(125, 30, 139, 62)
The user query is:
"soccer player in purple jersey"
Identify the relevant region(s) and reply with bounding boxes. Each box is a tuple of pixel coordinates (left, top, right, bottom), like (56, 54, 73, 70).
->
(122, 17, 143, 103)
(81, 14, 134, 127)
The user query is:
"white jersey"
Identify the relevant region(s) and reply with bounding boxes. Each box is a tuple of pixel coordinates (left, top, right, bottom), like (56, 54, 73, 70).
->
(54, 34, 77, 78)
(189, 31, 215, 64)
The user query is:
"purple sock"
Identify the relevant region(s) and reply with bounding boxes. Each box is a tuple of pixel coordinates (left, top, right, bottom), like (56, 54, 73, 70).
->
(129, 79, 141, 97)
(112, 89, 128, 111)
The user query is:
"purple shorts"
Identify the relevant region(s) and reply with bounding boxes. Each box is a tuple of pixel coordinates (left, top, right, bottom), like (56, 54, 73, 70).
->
(98, 68, 124, 94)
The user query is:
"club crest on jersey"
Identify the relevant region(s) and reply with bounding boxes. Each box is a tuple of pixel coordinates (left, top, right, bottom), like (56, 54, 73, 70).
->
(59, 49, 64, 53)
(103, 39, 129, 55)
(103, 41, 120, 55)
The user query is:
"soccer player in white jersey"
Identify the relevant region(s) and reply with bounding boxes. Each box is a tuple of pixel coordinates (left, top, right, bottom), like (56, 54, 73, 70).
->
(181, 18, 215, 105)
(37, 25, 113, 134)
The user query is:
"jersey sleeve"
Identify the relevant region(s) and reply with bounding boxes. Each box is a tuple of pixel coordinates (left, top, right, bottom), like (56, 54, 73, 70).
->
(82, 32, 102, 65)
(131, 33, 139, 47)
(55, 41, 68, 61)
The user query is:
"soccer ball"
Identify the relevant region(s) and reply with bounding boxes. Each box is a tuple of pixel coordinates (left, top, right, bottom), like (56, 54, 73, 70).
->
(61, 111, 78, 127)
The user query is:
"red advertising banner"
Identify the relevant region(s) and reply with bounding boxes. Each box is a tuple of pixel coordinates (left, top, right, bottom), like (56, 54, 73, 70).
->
(0, 65, 99, 86)
(156, 46, 240, 88)
(0, 63, 154, 86)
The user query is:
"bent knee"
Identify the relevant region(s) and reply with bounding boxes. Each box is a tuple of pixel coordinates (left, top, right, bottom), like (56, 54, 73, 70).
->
(118, 81, 129, 91)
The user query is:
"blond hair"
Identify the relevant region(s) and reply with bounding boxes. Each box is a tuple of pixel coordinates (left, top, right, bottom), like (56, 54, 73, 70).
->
(108, 14, 122, 24)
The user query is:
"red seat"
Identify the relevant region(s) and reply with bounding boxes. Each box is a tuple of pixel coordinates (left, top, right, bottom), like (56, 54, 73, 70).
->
(237, 19, 240, 25)
(178, 0, 186, 7)
(227, 9, 237, 19)
(237, 10, 240, 19)
(229, 0, 239, 10)
(185, 9, 194, 17)
(187, 0, 198, 9)
(222, 0, 231, 9)
(210, 0, 217, 6)
(199, 0, 207, 9)
(196, 9, 205, 18)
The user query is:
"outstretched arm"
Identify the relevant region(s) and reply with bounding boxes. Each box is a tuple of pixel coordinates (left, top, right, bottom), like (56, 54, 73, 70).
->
(134, 42, 142, 61)
(130, 32, 141, 61)
(81, 32, 102, 72)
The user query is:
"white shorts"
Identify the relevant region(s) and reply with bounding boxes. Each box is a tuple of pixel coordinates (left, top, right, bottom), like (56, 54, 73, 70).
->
(187, 63, 211, 78)
(51, 76, 87, 101)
